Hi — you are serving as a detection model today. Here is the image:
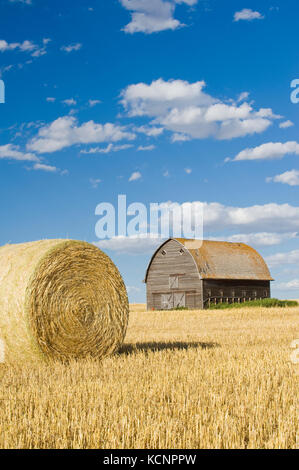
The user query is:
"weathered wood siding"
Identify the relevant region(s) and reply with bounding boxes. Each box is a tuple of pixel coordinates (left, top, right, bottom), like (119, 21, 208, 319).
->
(146, 239, 203, 310)
(202, 279, 271, 307)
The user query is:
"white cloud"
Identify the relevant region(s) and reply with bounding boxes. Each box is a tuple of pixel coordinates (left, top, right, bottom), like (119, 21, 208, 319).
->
(121, 78, 213, 117)
(62, 98, 77, 106)
(279, 120, 294, 129)
(275, 279, 299, 290)
(171, 132, 190, 142)
(127, 285, 141, 293)
(94, 202, 299, 254)
(88, 99, 101, 107)
(228, 141, 299, 162)
(184, 168, 192, 174)
(95, 235, 163, 254)
(266, 249, 299, 267)
(31, 47, 47, 58)
(237, 91, 250, 102)
(134, 125, 164, 137)
(0, 144, 38, 161)
(33, 163, 57, 172)
(121, 79, 278, 140)
(234, 9, 264, 22)
(9, 0, 32, 4)
(90, 178, 102, 188)
(46, 97, 56, 102)
(137, 144, 155, 151)
(0, 39, 40, 54)
(120, 0, 197, 34)
(266, 169, 299, 186)
(0, 64, 14, 76)
(201, 202, 299, 233)
(81, 143, 133, 154)
(27, 116, 136, 154)
(217, 117, 271, 140)
(211, 232, 298, 247)
(165, 201, 299, 234)
(129, 171, 142, 181)
(61, 43, 82, 53)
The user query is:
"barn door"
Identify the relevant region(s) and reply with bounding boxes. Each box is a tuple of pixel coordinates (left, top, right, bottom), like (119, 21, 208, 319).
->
(174, 293, 186, 308)
(161, 293, 174, 310)
(169, 276, 179, 289)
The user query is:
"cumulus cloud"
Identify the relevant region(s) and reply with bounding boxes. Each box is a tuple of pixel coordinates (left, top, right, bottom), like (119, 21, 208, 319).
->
(88, 99, 101, 107)
(95, 235, 163, 254)
(9, 0, 32, 4)
(121, 78, 213, 116)
(27, 116, 136, 154)
(275, 279, 299, 290)
(93, 201, 299, 254)
(279, 120, 294, 129)
(228, 141, 299, 162)
(171, 132, 191, 142)
(137, 144, 155, 151)
(60, 43, 82, 53)
(62, 98, 77, 106)
(237, 91, 250, 102)
(127, 285, 141, 293)
(0, 144, 38, 161)
(32, 163, 57, 172)
(234, 9, 264, 22)
(266, 249, 299, 267)
(183, 201, 299, 234)
(129, 171, 142, 181)
(81, 144, 133, 154)
(90, 178, 102, 188)
(266, 169, 299, 186)
(134, 125, 164, 137)
(120, 0, 197, 34)
(0, 39, 44, 56)
(211, 232, 299, 247)
(121, 79, 279, 140)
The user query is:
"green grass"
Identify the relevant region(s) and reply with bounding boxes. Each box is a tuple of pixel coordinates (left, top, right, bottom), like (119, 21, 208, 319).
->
(207, 298, 298, 310)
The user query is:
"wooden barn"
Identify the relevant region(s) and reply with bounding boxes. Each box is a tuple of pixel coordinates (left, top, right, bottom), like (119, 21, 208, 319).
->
(144, 238, 273, 310)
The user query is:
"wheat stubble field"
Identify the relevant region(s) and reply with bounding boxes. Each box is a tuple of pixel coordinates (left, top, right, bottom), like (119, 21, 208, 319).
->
(0, 304, 298, 449)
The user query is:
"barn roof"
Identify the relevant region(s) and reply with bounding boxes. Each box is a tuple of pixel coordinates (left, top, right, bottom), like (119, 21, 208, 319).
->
(145, 238, 273, 282)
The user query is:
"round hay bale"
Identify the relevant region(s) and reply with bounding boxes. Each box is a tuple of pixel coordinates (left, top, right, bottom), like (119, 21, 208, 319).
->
(0, 240, 129, 363)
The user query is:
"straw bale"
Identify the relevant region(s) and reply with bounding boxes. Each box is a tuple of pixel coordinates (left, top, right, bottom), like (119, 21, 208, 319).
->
(0, 240, 129, 363)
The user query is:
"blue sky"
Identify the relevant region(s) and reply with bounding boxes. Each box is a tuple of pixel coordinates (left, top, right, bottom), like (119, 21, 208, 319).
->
(0, 0, 298, 301)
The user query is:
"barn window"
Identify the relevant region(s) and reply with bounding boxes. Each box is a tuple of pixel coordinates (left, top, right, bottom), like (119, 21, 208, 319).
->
(161, 250, 167, 256)
(179, 248, 185, 255)
(169, 275, 179, 289)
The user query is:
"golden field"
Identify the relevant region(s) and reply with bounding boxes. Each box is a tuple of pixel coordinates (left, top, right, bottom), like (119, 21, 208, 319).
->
(0, 304, 298, 449)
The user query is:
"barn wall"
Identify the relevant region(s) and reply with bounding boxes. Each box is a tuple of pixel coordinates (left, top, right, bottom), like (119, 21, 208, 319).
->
(202, 279, 271, 308)
(146, 239, 203, 310)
